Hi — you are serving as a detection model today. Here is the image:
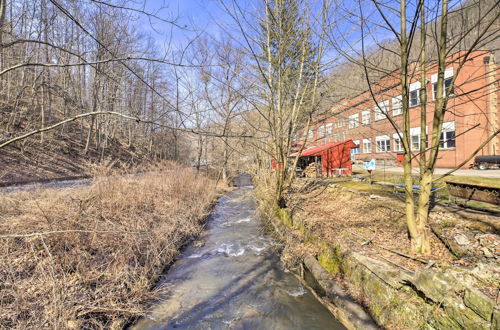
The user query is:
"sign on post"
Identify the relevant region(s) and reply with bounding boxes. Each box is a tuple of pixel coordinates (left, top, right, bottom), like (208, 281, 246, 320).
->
(363, 159, 376, 171)
(363, 159, 376, 184)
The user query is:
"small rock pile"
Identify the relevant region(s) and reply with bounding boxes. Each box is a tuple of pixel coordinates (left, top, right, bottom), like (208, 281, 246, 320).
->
(452, 231, 499, 260)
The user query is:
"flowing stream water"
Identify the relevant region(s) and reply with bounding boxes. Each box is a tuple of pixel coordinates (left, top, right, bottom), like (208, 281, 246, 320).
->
(133, 174, 345, 329)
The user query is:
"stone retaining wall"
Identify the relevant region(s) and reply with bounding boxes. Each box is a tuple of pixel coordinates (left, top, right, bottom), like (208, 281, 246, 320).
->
(274, 208, 498, 330)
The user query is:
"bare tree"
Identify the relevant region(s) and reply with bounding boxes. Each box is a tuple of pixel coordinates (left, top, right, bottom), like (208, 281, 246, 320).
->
(0, 0, 202, 164)
(328, 0, 499, 253)
(218, 0, 332, 204)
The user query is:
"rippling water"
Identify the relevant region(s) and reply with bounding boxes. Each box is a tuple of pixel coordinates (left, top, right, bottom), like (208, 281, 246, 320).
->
(133, 175, 345, 330)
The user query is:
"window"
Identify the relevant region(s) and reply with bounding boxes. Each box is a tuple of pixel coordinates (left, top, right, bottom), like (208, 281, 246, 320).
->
(411, 135, 420, 151)
(348, 114, 359, 129)
(334, 118, 345, 128)
(409, 81, 421, 107)
(362, 138, 372, 153)
(374, 100, 389, 120)
(440, 121, 456, 149)
(351, 140, 361, 155)
(410, 126, 428, 151)
(361, 110, 371, 125)
(326, 123, 333, 136)
(392, 96, 402, 116)
(393, 133, 404, 152)
(318, 125, 325, 138)
(376, 135, 391, 153)
(432, 68, 454, 100)
(410, 91, 419, 107)
(307, 129, 314, 140)
(332, 132, 347, 142)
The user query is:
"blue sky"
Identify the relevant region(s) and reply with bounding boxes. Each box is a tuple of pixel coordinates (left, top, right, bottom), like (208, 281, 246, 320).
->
(138, 0, 231, 49)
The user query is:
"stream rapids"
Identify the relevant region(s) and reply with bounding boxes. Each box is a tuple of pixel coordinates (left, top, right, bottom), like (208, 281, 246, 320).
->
(133, 174, 345, 329)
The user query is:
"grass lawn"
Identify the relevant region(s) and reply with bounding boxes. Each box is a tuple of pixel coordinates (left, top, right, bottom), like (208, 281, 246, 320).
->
(342, 170, 500, 213)
(441, 175, 500, 188)
(352, 169, 500, 188)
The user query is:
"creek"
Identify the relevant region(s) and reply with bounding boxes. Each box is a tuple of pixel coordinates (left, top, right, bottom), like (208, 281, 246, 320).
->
(133, 174, 345, 329)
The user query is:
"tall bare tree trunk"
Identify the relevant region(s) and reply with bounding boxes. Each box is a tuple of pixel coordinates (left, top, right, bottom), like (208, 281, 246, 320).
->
(414, 0, 431, 254)
(400, 0, 418, 251)
(413, 0, 450, 254)
(0, 0, 6, 77)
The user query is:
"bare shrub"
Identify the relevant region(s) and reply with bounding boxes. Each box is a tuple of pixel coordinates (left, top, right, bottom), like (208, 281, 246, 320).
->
(0, 162, 217, 329)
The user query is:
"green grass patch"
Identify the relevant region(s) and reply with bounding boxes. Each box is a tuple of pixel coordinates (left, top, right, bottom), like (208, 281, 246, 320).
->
(438, 176, 500, 188)
(336, 174, 500, 213)
(353, 169, 500, 188)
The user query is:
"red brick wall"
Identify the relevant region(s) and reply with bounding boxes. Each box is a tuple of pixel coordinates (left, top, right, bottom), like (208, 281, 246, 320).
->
(299, 50, 498, 169)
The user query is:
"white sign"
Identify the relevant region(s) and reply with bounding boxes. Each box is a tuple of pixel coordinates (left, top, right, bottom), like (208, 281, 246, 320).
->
(363, 158, 376, 171)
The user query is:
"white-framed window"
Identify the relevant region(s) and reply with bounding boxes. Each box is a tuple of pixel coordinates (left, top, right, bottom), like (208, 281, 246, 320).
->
(409, 81, 421, 107)
(318, 125, 325, 138)
(410, 126, 428, 151)
(376, 135, 391, 152)
(411, 135, 420, 151)
(374, 100, 389, 120)
(393, 133, 404, 152)
(334, 118, 345, 128)
(432, 68, 454, 100)
(351, 140, 361, 155)
(307, 129, 314, 140)
(392, 95, 402, 116)
(348, 113, 359, 129)
(361, 110, 371, 125)
(440, 121, 456, 149)
(326, 123, 333, 136)
(362, 138, 372, 153)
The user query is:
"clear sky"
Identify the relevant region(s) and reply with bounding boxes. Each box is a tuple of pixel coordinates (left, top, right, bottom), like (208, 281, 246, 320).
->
(135, 0, 394, 60)
(138, 0, 232, 50)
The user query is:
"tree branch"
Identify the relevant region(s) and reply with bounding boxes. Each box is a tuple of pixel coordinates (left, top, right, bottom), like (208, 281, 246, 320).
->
(0, 111, 266, 149)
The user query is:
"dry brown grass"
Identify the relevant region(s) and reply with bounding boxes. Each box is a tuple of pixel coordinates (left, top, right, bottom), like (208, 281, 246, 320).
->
(0, 162, 217, 329)
(285, 181, 455, 271)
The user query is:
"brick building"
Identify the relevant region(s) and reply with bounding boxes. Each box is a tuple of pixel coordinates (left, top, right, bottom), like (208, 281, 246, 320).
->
(297, 50, 499, 168)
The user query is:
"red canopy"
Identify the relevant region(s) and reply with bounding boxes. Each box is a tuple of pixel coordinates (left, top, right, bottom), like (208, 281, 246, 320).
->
(290, 139, 358, 176)
(290, 140, 357, 157)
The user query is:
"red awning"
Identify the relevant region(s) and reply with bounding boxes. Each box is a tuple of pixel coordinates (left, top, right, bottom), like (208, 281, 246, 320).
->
(290, 140, 357, 157)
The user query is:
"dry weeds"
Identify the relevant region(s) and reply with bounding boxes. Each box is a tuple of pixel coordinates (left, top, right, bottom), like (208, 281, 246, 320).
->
(289, 183, 454, 270)
(0, 162, 217, 329)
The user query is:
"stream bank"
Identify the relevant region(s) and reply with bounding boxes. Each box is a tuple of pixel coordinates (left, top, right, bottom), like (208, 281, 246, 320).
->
(258, 180, 499, 330)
